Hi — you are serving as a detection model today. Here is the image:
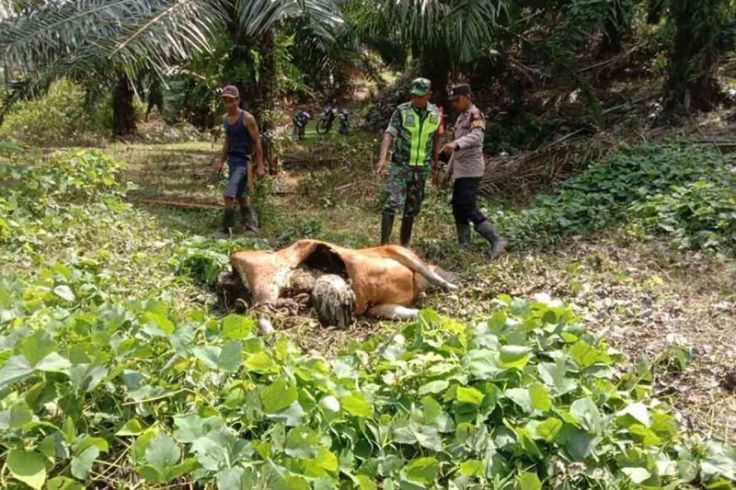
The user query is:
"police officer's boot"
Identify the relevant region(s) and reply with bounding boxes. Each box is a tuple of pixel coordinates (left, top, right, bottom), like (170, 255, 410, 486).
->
(475, 220, 507, 260)
(400, 216, 414, 248)
(219, 207, 236, 237)
(456, 222, 471, 248)
(241, 205, 259, 232)
(381, 212, 394, 245)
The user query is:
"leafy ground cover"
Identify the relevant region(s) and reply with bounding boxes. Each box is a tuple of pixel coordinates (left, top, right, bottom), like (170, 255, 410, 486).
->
(492, 143, 736, 255)
(1, 135, 735, 488)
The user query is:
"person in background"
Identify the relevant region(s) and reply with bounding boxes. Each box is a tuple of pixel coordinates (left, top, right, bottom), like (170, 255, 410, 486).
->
(376, 78, 442, 247)
(215, 85, 265, 236)
(440, 83, 507, 259)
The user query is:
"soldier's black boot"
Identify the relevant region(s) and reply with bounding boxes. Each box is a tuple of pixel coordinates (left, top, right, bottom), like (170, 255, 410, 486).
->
(476, 220, 507, 259)
(400, 216, 414, 248)
(381, 212, 394, 245)
(456, 222, 471, 248)
(241, 205, 259, 232)
(221, 207, 236, 237)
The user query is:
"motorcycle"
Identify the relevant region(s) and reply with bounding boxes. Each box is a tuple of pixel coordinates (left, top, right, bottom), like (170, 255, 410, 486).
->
(292, 110, 311, 140)
(316, 105, 337, 134)
(338, 108, 350, 135)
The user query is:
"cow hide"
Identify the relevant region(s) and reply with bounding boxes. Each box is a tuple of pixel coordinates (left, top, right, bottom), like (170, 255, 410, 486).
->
(217, 239, 457, 328)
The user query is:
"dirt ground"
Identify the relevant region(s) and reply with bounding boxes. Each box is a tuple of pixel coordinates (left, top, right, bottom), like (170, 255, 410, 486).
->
(118, 131, 736, 444)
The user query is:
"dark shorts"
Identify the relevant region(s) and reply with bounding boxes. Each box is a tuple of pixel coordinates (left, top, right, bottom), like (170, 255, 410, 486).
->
(452, 177, 486, 226)
(224, 163, 248, 199)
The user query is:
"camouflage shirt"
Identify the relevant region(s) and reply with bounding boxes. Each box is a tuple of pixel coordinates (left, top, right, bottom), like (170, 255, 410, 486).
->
(385, 102, 441, 172)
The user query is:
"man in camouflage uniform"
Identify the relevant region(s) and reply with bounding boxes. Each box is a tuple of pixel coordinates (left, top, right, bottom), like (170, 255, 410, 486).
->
(376, 78, 442, 247)
(441, 84, 506, 259)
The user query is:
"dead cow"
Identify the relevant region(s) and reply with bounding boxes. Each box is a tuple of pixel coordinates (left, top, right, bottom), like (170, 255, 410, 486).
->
(217, 239, 458, 328)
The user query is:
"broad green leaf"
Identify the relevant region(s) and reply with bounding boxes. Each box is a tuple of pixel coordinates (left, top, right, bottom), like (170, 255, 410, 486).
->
(303, 448, 339, 477)
(146, 434, 180, 471)
(394, 422, 443, 451)
(8, 449, 46, 490)
(517, 471, 542, 490)
(459, 460, 483, 477)
(341, 394, 373, 418)
(285, 426, 321, 459)
(498, 345, 531, 369)
(193, 345, 221, 369)
(273, 475, 310, 490)
(537, 360, 577, 395)
(569, 340, 604, 368)
(117, 418, 146, 436)
(621, 467, 651, 484)
(0, 355, 33, 390)
(170, 325, 195, 355)
(261, 379, 298, 413)
(10, 403, 32, 428)
(421, 396, 442, 423)
(570, 397, 602, 433)
(529, 383, 552, 411)
(617, 402, 651, 427)
(403, 456, 438, 484)
(35, 352, 72, 372)
(217, 467, 244, 489)
(355, 475, 377, 490)
(143, 312, 175, 336)
(47, 476, 84, 490)
(53, 285, 75, 302)
(319, 395, 340, 413)
(418, 379, 449, 395)
(218, 341, 243, 372)
(71, 446, 99, 480)
(222, 314, 254, 340)
(456, 386, 485, 406)
(505, 388, 532, 412)
(245, 351, 278, 374)
(536, 417, 563, 441)
(173, 415, 225, 443)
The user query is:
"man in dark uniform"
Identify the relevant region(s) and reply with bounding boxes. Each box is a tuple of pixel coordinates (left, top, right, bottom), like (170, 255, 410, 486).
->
(215, 85, 265, 236)
(376, 78, 442, 247)
(441, 84, 507, 259)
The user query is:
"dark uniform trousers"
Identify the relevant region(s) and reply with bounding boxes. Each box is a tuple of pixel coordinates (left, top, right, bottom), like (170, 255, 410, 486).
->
(452, 177, 487, 226)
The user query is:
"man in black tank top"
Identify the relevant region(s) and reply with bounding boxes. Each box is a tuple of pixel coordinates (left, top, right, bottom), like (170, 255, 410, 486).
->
(215, 85, 265, 236)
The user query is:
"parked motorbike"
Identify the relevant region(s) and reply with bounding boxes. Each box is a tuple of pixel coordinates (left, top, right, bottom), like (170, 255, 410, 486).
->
(338, 108, 350, 135)
(316, 105, 337, 134)
(292, 110, 311, 140)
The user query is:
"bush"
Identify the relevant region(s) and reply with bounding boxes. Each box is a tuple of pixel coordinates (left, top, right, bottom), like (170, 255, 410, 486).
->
(0, 282, 735, 488)
(0, 148, 126, 249)
(495, 143, 736, 253)
(632, 179, 736, 252)
(0, 79, 112, 146)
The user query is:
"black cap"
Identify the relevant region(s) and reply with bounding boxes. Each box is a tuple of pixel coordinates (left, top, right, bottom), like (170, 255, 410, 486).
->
(449, 84, 472, 100)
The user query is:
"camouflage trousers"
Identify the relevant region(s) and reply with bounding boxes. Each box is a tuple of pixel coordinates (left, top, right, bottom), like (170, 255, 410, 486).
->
(383, 165, 429, 217)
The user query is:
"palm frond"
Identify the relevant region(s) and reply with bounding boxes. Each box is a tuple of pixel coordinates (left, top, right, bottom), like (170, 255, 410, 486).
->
(372, 0, 511, 65)
(0, 0, 224, 84)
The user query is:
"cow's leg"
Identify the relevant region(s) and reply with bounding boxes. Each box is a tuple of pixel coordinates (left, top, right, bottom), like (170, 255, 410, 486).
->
(367, 304, 419, 321)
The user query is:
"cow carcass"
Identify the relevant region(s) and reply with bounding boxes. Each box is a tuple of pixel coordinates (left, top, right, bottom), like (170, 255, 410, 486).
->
(217, 239, 457, 328)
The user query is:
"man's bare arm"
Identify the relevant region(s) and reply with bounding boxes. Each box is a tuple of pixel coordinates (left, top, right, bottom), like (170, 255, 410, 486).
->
(377, 132, 394, 175)
(244, 112, 265, 177)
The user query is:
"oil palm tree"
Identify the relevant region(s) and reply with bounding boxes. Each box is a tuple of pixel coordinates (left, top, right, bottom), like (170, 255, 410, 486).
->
(353, 0, 512, 104)
(0, 0, 343, 137)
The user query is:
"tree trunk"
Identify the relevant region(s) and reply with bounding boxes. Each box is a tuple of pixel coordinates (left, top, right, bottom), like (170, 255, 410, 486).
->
(255, 29, 277, 173)
(112, 72, 136, 138)
(419, 48, 450, 110)
(658, 0, 723, 124)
